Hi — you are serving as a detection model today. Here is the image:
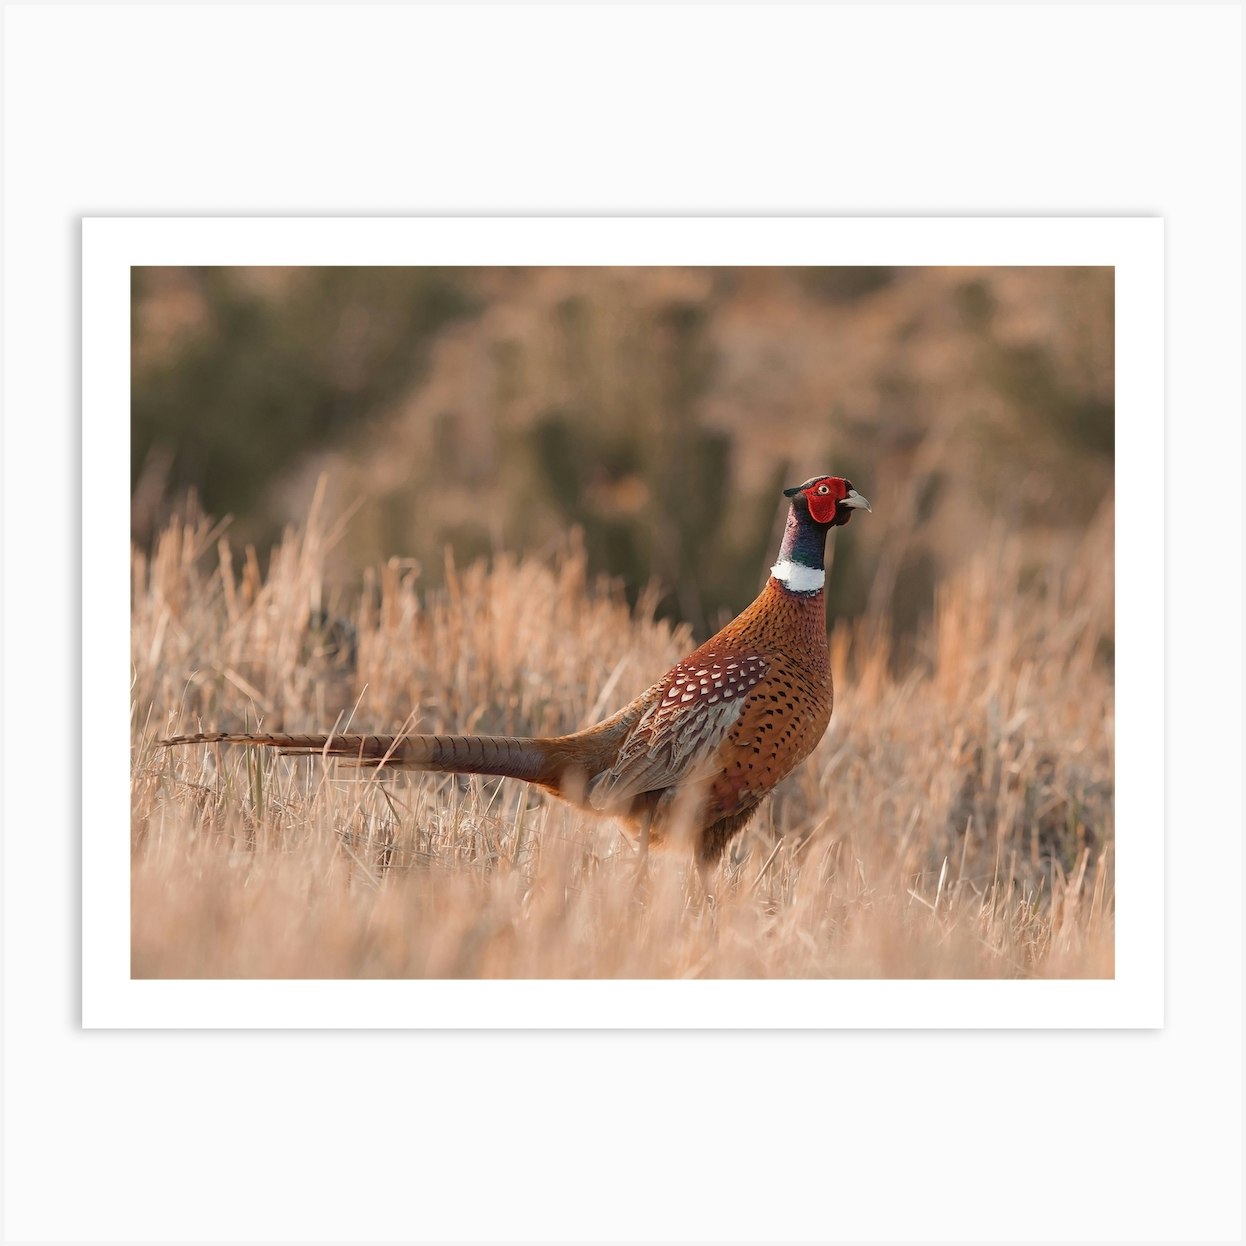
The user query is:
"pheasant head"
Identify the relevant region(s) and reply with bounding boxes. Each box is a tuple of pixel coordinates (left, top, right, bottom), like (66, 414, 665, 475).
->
(771, 475, 871, 593)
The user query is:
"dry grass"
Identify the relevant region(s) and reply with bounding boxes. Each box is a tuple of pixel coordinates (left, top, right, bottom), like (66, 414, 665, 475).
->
(132, 490, 1115, 978)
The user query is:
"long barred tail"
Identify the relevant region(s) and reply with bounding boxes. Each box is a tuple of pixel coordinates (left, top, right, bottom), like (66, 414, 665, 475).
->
(158, 730, 560, 785)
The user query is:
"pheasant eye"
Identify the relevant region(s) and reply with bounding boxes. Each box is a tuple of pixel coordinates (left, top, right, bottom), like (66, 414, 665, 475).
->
(816, 485, 830, 495)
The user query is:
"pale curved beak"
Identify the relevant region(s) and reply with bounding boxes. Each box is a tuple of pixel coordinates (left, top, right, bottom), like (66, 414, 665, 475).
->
(842, 489, 872, 512)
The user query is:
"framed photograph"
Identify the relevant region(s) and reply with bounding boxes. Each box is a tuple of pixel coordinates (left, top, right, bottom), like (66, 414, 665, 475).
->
(88, 217, 1161, 1026)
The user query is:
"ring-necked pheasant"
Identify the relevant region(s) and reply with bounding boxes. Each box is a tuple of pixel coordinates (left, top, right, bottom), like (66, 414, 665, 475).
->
(160, 474, 870, 865)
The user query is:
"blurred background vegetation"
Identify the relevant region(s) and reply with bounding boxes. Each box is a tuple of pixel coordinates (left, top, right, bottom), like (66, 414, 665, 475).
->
(132, 265, 1113, 650)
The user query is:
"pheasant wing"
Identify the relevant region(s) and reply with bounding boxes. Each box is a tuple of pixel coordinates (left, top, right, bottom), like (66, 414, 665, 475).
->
(587, 652, 769, 810)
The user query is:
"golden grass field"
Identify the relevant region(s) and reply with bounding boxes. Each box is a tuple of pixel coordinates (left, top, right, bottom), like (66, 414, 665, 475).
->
(132, 490, 1115, 978)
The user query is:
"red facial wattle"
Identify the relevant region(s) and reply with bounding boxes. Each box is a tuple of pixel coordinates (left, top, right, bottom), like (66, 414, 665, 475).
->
(805, 478, 846, 524)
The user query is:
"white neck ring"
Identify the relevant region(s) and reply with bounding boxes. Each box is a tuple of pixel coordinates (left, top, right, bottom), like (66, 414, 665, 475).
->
(771, 559, 825, 593)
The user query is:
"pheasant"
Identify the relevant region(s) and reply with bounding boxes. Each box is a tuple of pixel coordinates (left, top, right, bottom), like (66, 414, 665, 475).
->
(160, 474, 870, 865)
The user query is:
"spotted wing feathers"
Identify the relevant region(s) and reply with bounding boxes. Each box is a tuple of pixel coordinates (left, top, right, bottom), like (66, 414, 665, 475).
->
(587, 653, 768, 811)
